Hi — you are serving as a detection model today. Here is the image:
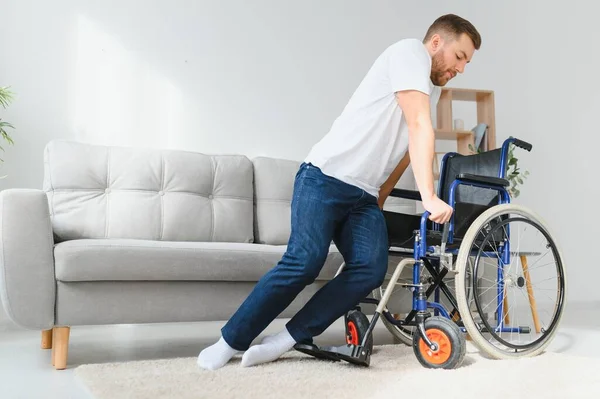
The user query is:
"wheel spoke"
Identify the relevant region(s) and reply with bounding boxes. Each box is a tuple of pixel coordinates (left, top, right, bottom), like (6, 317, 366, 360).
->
(454, 205, 565, 358)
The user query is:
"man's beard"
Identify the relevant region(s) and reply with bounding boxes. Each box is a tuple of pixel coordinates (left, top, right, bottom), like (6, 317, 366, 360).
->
(430, 50, 450, 86)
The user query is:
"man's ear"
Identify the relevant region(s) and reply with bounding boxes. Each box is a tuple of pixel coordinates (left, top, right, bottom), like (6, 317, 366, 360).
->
(430, 33, 443, 51)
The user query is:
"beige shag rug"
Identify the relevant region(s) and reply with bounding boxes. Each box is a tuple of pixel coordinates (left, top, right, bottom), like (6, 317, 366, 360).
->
(75, 344, 600, 399)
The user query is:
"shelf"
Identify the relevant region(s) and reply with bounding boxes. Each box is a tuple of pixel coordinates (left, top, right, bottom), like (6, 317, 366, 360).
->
(443, 87, 493, 101)
(436, 87, 496, 154)
(434, 129, 473, 140)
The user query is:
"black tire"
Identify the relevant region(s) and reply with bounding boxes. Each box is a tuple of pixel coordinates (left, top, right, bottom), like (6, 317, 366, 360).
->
(345, 311, 373, 352)
(412, 316, 466, 369)
(455, 204, 566, 359)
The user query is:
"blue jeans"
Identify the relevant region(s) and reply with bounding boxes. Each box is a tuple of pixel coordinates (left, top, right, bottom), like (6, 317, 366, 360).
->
(221, 162, 388, 350)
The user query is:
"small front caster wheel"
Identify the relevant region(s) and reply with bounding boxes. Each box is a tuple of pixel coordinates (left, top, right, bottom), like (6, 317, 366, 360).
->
(345, 310, 373, 353)
(412, 316, 466, 369)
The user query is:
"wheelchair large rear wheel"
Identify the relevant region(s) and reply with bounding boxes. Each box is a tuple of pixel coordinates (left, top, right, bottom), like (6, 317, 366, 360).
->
(372, 289, 415, 345)
(454, 204, 567, 359)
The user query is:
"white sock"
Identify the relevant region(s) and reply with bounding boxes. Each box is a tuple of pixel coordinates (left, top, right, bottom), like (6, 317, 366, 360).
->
(260, 333, 277, 344)
(197, 337, 240, 370)
(241, 329, 296, 367)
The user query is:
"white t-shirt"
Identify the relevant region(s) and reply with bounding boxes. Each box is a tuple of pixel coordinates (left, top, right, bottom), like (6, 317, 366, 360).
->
(304, 38, 441, 198)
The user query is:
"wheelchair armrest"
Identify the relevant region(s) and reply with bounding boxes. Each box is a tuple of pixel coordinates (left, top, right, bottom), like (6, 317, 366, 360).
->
(389, 188, 422, 201)
(457, 173, 509, 187)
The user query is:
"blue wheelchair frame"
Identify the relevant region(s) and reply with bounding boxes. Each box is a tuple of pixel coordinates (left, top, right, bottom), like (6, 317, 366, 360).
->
(294, 137, 534, 366)
(406, 137, 531, 334)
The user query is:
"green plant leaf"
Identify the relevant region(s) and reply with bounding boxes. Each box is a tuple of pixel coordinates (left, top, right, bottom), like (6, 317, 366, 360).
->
(0, 133, 14, 146)
(0, 118, 15, 145)
(0, 87, 15, 166)
(0, 86, 14, 108)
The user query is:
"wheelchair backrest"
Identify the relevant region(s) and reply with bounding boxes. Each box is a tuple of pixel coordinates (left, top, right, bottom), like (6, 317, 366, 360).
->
(438, 149, 504, 238)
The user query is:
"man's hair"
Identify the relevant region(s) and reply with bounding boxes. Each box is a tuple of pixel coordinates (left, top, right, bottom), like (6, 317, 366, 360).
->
(424, 14, 481, 50)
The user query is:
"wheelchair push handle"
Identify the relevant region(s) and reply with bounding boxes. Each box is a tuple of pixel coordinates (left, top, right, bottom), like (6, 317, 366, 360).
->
(509, 137, 533, 152)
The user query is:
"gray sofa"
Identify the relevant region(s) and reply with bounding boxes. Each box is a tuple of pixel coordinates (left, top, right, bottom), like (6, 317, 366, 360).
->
(0, 139, 417, 369)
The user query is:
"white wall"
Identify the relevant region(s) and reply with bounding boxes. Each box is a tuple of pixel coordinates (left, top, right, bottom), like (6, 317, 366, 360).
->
(0, 0, 596, 307)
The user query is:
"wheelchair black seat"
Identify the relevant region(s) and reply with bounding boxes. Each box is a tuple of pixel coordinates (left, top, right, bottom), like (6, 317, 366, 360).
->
(383, 200, 499, 251)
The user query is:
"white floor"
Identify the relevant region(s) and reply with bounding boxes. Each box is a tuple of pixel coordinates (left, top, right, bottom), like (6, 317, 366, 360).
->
(1, 302, 599, 399)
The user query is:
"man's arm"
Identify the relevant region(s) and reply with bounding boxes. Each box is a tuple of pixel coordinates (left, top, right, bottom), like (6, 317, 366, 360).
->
(395, 90, 435, 201)
(395, 90, 452, 223)
(377, 151, 411, 209)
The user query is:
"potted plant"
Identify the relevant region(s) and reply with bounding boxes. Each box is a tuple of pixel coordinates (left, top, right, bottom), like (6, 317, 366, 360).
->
(0, 86, 15, 166)
(505, 140, 529, 198)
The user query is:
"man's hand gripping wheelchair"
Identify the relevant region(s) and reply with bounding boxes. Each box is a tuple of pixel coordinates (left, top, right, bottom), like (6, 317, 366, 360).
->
(294, 137, 567, 369)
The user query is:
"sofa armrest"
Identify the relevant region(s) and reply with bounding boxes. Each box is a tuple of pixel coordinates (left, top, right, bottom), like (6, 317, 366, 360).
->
(0, 189, 55, 329)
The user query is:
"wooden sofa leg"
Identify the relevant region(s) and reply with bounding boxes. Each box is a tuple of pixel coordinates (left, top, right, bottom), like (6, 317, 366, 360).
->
(51, 329, 55, 366)
(52, 327, 71, 370)
(41, 329, 53, 349)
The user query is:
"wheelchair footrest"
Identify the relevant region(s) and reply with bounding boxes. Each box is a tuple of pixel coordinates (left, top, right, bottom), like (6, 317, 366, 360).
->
(293, 343, 341, 362)
(293, 343, 371, 366)
(319, 344, 371, 367)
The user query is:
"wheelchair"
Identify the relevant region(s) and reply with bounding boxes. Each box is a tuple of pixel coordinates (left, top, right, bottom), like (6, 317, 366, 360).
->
(294, 137, 567, 369)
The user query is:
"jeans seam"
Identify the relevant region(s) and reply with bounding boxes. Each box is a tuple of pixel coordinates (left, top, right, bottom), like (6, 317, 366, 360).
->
(348, 213, 357, 269)
(357, 190, 365, 206)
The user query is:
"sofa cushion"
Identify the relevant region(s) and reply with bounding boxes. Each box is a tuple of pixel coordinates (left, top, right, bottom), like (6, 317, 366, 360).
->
(54, 239, 345, 282)
(43, 140, 254, 243)
(252, 157, 300, 245)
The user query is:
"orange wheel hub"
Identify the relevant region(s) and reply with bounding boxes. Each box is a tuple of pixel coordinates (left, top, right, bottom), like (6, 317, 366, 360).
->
(418, 328, 452, 364)
(347, 321, 359, 345)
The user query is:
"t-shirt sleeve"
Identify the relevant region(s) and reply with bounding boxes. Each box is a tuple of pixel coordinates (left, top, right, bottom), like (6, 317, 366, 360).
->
(388, 39, 432, 95)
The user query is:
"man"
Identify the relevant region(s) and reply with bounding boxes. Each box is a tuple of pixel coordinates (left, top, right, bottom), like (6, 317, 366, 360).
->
(198, 13, 481, 370)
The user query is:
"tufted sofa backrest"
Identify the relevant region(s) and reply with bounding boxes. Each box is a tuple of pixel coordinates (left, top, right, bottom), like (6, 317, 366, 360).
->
(250, 157, 418, 246)
(43, 140, 254, 243)
(251, 156, 300, 245)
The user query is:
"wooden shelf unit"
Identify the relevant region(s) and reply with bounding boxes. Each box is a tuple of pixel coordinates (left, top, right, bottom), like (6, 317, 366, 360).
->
(434, 87, 496, 155)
